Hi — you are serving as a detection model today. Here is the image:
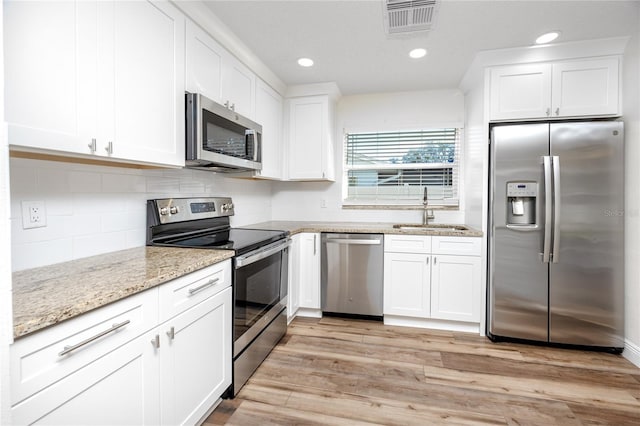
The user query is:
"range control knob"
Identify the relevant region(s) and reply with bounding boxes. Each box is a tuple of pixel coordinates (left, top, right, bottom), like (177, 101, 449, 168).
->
(221, 203, 229, 212)
(227, 203, 234, 211)
(170, 206, 179, 215)
(159, 207, 169, 216)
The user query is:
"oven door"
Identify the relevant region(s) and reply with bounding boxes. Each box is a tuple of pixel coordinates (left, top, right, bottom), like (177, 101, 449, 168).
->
(233, 239, 290, 357)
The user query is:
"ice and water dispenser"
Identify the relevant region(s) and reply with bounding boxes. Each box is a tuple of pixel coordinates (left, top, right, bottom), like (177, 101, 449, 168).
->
(506, 182, 537, 226)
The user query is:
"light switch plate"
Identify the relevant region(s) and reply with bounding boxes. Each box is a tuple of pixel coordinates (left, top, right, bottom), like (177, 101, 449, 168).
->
(22, 200, 47, 229)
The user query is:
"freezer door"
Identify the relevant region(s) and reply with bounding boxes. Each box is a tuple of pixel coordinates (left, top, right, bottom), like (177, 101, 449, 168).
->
(549, 121, 624, 348)
(489, 123, 549, 341)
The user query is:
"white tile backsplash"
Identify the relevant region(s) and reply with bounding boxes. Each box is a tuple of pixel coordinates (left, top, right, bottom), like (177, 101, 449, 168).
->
(9, 158, 274, 271)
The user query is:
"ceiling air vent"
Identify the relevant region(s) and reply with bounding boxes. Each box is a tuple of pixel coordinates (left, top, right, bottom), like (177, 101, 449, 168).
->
(383, 0, 439, 35)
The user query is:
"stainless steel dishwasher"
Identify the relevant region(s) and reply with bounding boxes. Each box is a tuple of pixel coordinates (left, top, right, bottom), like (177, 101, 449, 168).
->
(321, 233, 384, 318)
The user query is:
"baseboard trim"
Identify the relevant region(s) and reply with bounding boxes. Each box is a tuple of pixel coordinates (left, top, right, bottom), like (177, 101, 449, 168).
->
(294, 308, 322, 319)
(623, 338, 640, 368)
(384, 315, 480, 334)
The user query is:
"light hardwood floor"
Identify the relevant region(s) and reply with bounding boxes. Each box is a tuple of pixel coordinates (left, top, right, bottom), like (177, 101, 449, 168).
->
(205, 317, 640, 425)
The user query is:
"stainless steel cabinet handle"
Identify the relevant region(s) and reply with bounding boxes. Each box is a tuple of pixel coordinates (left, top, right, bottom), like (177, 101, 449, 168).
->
(555, 107, 560, 116)
(325, 238, 381, 245)
(542, 156, 552, 263)
(426, 257, 429, 265)
(313, 235, 317, 255)
(59, 320, 130, 356)
(166, 326, 175, 341)
(88, 138, 97, 153)
(105, 141, 113, 155)
(224, 100, 230, 109)
(552, 156, 561, 263)
(434, 256, 437, 264)
(546, 108, 551, 116)
(188, 278, 219, 295)
(230, 103, 235, 112)
(151, 334, 160, 349)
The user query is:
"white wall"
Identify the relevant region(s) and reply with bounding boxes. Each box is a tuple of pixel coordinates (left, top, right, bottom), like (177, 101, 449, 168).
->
(622, 9, 640, 365)
(9, 158, 273, 271)
(0, 2, 13, 422)
(271, 89, 467, 224)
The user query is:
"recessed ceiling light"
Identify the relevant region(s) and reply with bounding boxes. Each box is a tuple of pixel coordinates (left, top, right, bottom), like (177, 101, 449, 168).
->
(297, 58, 314, 67)
(409, 48, 427, 59)
(535, 32, 560, 45)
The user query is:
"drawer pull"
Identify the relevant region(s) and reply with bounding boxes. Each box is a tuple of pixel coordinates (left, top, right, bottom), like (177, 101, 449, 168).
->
(188, 278, 219, 296)
(59, 320, 130, 357)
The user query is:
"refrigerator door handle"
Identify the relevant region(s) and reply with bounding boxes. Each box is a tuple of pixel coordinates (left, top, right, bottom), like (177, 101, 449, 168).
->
(542, 156, 552, 263)
(552, 156, 561, 263)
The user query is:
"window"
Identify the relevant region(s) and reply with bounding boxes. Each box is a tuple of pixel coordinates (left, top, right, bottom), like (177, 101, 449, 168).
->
(344, 128, 461, 206)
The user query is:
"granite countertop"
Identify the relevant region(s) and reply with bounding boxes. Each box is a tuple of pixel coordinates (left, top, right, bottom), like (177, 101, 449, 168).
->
(240, 221, 483, 238)
(12, 246, 234, 339)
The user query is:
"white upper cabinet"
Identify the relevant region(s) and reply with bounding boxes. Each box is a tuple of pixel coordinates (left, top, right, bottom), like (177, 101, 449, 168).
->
(5, 0, 186, 167)
(4, 1, 97, 156)
(287, 95, 336, 181)
(185, 19, 256, 120)
(489, 63, 552, 120)
(551, 58, 620, 117)
(489, 57, 620, 121)
(255, 79, 284, 180)
(186, 20, 225, 106)
(222, 59, 256, 120)
(106, 0, 185, 166)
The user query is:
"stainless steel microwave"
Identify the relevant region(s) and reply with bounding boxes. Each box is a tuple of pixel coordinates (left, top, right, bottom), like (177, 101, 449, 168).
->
(186, 93, 262, 172)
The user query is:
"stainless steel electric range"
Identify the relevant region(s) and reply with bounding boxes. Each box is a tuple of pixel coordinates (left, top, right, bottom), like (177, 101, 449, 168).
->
(146, 197, 290, 397)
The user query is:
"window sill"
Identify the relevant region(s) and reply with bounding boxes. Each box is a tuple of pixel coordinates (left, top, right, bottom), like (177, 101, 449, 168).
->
(342, 204, 459, 211)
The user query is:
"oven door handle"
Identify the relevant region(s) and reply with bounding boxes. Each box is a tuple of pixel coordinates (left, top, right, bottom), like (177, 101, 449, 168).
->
(235, 238, 292, 269)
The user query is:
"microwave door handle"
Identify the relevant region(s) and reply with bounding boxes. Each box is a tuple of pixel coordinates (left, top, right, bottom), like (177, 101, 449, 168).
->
(246, 129, 258, 161)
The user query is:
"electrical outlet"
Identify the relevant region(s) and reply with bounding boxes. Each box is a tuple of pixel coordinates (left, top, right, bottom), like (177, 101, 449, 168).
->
(22, 201, 47, 229)
(320, 199, 327, 208)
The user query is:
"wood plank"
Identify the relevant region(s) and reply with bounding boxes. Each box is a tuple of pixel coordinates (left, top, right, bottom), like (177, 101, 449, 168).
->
(441, 351, 640, 389)
(205, 317, 640, 425)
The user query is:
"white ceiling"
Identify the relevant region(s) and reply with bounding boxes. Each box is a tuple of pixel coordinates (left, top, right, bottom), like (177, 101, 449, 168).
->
(203, 0, 639, 95)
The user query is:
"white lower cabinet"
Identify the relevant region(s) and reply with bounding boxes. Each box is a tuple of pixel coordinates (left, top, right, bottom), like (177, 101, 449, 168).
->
(430, 254, 481, 322)
(298, 233, 321, 310)
(10, 260, 232, 425)
(12, 328, 161, 425)
(383, 252, 431, 317)
(288, 232, 321, 319)
(159, 286, 232, 426)
(287, 234, 301, 320)
(383, 235, 482, 327)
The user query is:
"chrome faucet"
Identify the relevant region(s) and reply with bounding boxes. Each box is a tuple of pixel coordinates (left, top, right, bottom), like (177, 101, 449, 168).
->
(422, 187, 435, 225)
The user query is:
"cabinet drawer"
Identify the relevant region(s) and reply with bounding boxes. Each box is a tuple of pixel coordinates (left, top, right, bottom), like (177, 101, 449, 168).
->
(10, 288, 158, 406)
(159, 259, 231, 322)
(384, 235, 431, 254)
(431, 236, 481, 256)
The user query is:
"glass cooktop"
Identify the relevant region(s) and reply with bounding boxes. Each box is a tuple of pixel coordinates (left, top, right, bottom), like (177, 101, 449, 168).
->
(164, 228, 287, 255)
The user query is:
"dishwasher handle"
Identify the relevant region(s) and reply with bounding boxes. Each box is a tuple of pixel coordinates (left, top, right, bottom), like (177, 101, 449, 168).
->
(325, 238, 381, 245)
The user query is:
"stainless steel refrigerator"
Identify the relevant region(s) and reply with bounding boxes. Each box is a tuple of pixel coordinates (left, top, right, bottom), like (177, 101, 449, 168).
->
(488, 121, 624, 352)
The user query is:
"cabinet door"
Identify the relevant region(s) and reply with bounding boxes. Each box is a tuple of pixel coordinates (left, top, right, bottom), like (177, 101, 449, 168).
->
(160, 287, 232, 426)
(383, 252, 430, 317)
(298, 233, 321, 309)
(430, 255, 481, 322)
(489, 64, 552, 120)
(104, 0, 185, 166)
(12, 330, 160, 426)
(185, 20, 225, 104)
(288, 234, 301, 319)
(288, 96, 327, 180)
(255, 79, 284, 180)
(4, 0, 97, 156)
(222, 57, 256, 119)
(551, 58, 620, 117)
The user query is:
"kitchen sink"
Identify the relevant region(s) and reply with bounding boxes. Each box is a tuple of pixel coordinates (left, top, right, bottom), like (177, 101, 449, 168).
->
(392, 224, 470, 232)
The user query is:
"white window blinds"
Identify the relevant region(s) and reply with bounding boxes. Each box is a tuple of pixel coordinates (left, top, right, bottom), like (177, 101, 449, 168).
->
(344, 128, 461, 206)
